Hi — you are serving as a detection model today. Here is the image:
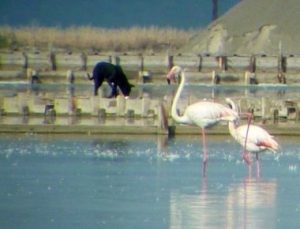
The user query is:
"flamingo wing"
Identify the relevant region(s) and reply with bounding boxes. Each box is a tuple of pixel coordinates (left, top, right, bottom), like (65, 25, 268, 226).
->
(185, 101, 237, 128)
(236, 125, 279, 152)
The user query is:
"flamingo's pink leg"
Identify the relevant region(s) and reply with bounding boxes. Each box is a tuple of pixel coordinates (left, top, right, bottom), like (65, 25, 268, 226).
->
(242, 113, 253, 165)
(256, 152, 261, 178)
(248, 163, 252, 179)
(202, 128, 207, 177)
(247, 153, 253, 178)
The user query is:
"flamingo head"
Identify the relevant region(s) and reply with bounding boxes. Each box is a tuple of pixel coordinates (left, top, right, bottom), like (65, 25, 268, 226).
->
(166, 66, 182, 85)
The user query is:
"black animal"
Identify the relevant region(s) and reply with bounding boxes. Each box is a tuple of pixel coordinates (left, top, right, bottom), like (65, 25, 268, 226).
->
(87, 62, 134, 97)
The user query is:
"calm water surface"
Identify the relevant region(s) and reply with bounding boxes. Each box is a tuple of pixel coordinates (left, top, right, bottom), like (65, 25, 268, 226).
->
(0, 134, 299, 229)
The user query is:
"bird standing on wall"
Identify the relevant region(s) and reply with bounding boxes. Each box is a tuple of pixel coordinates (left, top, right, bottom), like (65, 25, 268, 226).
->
(168, 66, 239, 176)
(226, 98, 279, 177)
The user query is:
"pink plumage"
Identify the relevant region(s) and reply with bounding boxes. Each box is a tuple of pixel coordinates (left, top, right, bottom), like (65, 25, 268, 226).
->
(226, 98, 279, 177)
(230, 124, 279, 153)
(168, 66, 238, 176)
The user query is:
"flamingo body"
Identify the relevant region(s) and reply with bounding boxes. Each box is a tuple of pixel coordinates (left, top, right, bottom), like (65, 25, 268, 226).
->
(229, 123, 279, 153)
(226, 98, 279, 177)
(182, 101, 238, 128)
(168, 66, 238, 176)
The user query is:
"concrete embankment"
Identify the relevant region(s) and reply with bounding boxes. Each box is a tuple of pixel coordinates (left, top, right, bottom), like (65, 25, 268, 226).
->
(0, 116, 299, 136)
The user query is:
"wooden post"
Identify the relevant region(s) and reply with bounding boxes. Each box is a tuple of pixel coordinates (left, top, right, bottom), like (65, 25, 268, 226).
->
(22, 52, 28, 70)
(80, 52, 87, 71)
(211, 70, 220, 84)
(167, 55, 174, 70)
(108, 55, 112, 63)
(278, 55, 287, 73)
(66, 69, 75, 84)
(217, 56, 227, 71)
(138, 54, 145, 83)
(98, 108, 106, 121)
(277, 55, 287, 84)
(244, 70, 258, 85)
(114, 56, 120, 65)
(277, 72, 286, 84)
(49, 51, 57, 71)
(140, 53, 144, 72)
(142, 93, 150, 117)
(244, 71, 249, 85)
(116, 95, 125, 116)
(198, 54, 203, 72)
(273, 109, 279, 124)
(249, 55, 256, 73)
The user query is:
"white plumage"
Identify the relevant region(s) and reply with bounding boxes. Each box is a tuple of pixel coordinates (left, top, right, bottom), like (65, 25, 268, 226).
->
(168, 66, 238, 176)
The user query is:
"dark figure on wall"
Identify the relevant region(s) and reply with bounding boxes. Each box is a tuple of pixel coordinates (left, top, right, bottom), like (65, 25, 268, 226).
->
(87, 62, 134, 98)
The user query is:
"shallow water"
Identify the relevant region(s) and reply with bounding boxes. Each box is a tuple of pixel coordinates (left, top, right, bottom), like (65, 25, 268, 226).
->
(0, 134, 299, 228)
(1, 83, 300, 100)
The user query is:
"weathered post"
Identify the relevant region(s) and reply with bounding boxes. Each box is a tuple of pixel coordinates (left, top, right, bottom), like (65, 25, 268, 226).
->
(167, 55, 174, 71)
(116, 95, 126, 116)
(49, 51, 57, 71)
(114, 56, 121, 66)
(198, 54, 203, 72)
(139, 54, 145, 83)
(80, 52, 87, 71)
(277, 55, 287, 84)
(140, 53, 144, 72)
(249, 55, 256, 73)
(217, 56, 227, 71)
(244, 71, 258, 85)
(142, 93, 150, 117)
(246, 55, 258, 85)
(22, 52, 28, 70)
(66, 69, 75, 84)
(27, 68, 40, 85)
(211, 70, 220, 85)
(66, 69, 75, 97)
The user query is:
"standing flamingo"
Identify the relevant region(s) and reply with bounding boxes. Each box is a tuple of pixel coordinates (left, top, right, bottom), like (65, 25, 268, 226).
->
(168, 66, 238, 176)
(226, 98, 279, 177)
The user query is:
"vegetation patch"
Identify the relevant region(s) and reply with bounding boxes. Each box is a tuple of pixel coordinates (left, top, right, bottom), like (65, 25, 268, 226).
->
(0, 26, 199, 53)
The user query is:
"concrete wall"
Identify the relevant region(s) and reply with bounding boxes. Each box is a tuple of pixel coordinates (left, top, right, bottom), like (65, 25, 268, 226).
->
(2, 51, 300, 85)
(1, 91, 299, 124)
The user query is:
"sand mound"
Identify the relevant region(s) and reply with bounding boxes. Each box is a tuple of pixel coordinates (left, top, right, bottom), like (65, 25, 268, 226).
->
(184, 0, 300, 56)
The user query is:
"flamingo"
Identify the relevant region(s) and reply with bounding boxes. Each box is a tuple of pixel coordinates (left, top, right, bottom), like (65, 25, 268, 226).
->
(168, 66, 239, 176)
(226, 98, 279, 177)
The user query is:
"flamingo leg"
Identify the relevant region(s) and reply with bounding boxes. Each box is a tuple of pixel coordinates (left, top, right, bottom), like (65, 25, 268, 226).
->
(242, 113, 253, 165)
(247, 153, 253, 179)
(202, 128, 207, 177)
(256, 152, 261, 178)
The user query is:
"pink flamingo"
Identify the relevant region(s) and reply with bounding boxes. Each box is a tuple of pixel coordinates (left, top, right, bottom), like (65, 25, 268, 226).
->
(226, 98, 279, 177)
(168, 66, 238, 176)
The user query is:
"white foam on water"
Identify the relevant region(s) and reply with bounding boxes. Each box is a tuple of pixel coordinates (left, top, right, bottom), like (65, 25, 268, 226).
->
(288, 164, 298, 172)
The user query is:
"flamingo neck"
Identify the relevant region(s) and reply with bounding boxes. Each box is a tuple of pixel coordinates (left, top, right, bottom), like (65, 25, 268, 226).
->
(171, 70, 189, 124)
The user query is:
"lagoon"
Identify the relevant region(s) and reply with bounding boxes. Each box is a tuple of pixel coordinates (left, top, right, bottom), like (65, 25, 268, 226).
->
(0, 134, 299, 228)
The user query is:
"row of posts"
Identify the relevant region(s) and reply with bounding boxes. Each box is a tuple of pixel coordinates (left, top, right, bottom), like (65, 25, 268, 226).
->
(21, 51, 288, 84)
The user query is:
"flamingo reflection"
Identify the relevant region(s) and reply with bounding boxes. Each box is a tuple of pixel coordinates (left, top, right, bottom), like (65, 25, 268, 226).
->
(169, 177, 277, 228)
